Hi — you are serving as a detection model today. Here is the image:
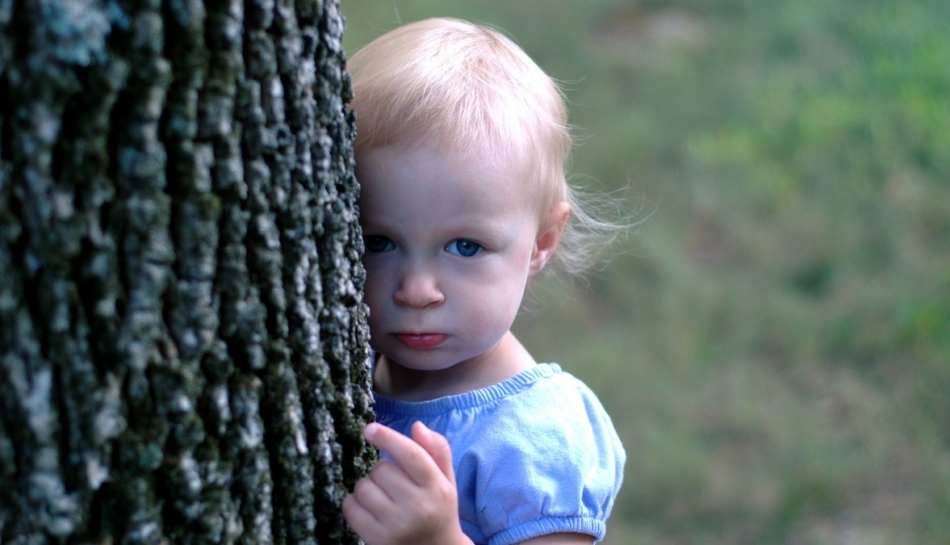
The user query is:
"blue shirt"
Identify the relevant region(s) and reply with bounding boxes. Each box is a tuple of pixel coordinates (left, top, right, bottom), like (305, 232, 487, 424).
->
(374, 364, 626, 545)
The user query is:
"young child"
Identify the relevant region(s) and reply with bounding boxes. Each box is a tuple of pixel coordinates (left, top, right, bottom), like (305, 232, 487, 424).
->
(341, 18, 625, 545)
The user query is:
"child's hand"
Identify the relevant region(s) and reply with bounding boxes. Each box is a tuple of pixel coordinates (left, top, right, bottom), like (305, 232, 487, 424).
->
(342, 421, 474, 545)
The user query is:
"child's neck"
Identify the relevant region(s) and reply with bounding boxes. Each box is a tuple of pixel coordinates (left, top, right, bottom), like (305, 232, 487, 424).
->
(374, 331, 536, 402)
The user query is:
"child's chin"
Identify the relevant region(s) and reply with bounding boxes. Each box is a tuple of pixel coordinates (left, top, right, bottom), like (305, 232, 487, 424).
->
(382, 348, 455, 369)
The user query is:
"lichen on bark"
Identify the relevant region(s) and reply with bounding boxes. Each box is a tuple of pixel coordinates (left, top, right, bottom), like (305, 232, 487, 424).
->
(0, 0, 373, 543)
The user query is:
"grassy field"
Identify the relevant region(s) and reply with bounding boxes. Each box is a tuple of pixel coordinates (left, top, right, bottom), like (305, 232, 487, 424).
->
(339, 1, 950, 543)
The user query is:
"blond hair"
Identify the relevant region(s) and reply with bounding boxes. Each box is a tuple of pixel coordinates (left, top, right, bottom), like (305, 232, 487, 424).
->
(349, 17, 617, 276)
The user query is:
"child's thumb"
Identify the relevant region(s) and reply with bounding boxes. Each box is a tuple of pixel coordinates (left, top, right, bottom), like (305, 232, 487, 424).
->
(411, 421, 456, 484)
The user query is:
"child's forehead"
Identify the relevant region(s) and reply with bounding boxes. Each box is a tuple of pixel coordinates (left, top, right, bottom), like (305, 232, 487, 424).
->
(357, 140, 546, 213)
(381, 135, 531, 180)
(359, 139, 511, 182)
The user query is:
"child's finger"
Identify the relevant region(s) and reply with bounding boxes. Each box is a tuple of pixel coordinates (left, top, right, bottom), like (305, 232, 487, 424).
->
(351, 473, 395, 514)
(363, 423, 438, 486)
(410, 421, 456, 485)
(342, 493, 382, 542)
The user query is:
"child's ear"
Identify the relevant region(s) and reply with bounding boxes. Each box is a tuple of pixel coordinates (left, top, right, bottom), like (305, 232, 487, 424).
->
(529, 202, 570, 276)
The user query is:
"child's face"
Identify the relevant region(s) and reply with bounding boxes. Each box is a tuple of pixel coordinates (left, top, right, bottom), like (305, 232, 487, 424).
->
(357, 142, 550, 375)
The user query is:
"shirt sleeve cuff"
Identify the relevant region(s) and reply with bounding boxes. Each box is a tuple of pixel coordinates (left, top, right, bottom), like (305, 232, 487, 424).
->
(488, 516, 606, 545)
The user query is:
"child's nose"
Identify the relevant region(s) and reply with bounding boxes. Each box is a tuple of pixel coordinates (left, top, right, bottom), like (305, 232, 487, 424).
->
(393, 266, 444, 309)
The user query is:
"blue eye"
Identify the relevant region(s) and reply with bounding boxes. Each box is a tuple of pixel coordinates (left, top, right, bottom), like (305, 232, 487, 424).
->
(364, 235, 395, 253)
(446, 239, 482, 257)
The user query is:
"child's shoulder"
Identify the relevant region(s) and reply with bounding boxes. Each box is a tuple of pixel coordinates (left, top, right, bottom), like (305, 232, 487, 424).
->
(477, 363, 622, 451)
(455, 364, 626, 544)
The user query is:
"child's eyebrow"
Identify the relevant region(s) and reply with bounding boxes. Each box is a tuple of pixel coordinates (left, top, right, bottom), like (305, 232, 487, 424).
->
(435, 221, 521, 244)
(360, 218, 516, 242)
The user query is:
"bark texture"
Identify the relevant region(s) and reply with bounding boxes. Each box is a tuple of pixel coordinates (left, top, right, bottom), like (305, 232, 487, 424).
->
(0, 0, 374, 543)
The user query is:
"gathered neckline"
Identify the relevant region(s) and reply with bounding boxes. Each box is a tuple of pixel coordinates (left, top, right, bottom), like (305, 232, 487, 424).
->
(373, 363, 562, 416)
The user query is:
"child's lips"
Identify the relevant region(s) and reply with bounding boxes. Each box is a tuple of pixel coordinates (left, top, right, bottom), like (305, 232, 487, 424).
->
(393, 333, 448, 350)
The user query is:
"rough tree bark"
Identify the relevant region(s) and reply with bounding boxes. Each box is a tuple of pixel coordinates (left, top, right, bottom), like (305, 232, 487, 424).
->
(0, 0, 374, 543)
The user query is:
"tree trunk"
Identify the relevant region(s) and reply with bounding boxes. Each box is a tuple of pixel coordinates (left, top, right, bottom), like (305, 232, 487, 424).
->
(0, 0, 374, 543)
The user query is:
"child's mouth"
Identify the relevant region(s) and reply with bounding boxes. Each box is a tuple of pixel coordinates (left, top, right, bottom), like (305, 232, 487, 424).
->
(393, 333, 448, 350)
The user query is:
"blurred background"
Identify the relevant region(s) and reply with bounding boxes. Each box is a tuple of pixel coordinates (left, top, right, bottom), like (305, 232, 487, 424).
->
(340, 1, 950, 543)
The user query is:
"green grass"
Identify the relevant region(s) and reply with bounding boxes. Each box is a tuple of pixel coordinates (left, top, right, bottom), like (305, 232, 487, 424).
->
(340, 1, 950, 543)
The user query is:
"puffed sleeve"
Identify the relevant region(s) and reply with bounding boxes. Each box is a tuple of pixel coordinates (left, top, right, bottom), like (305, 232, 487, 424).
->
(456, 375, 626, 545)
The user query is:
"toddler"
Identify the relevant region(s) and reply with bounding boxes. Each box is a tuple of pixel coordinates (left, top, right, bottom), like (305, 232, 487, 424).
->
(341, 18, 625, 545)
